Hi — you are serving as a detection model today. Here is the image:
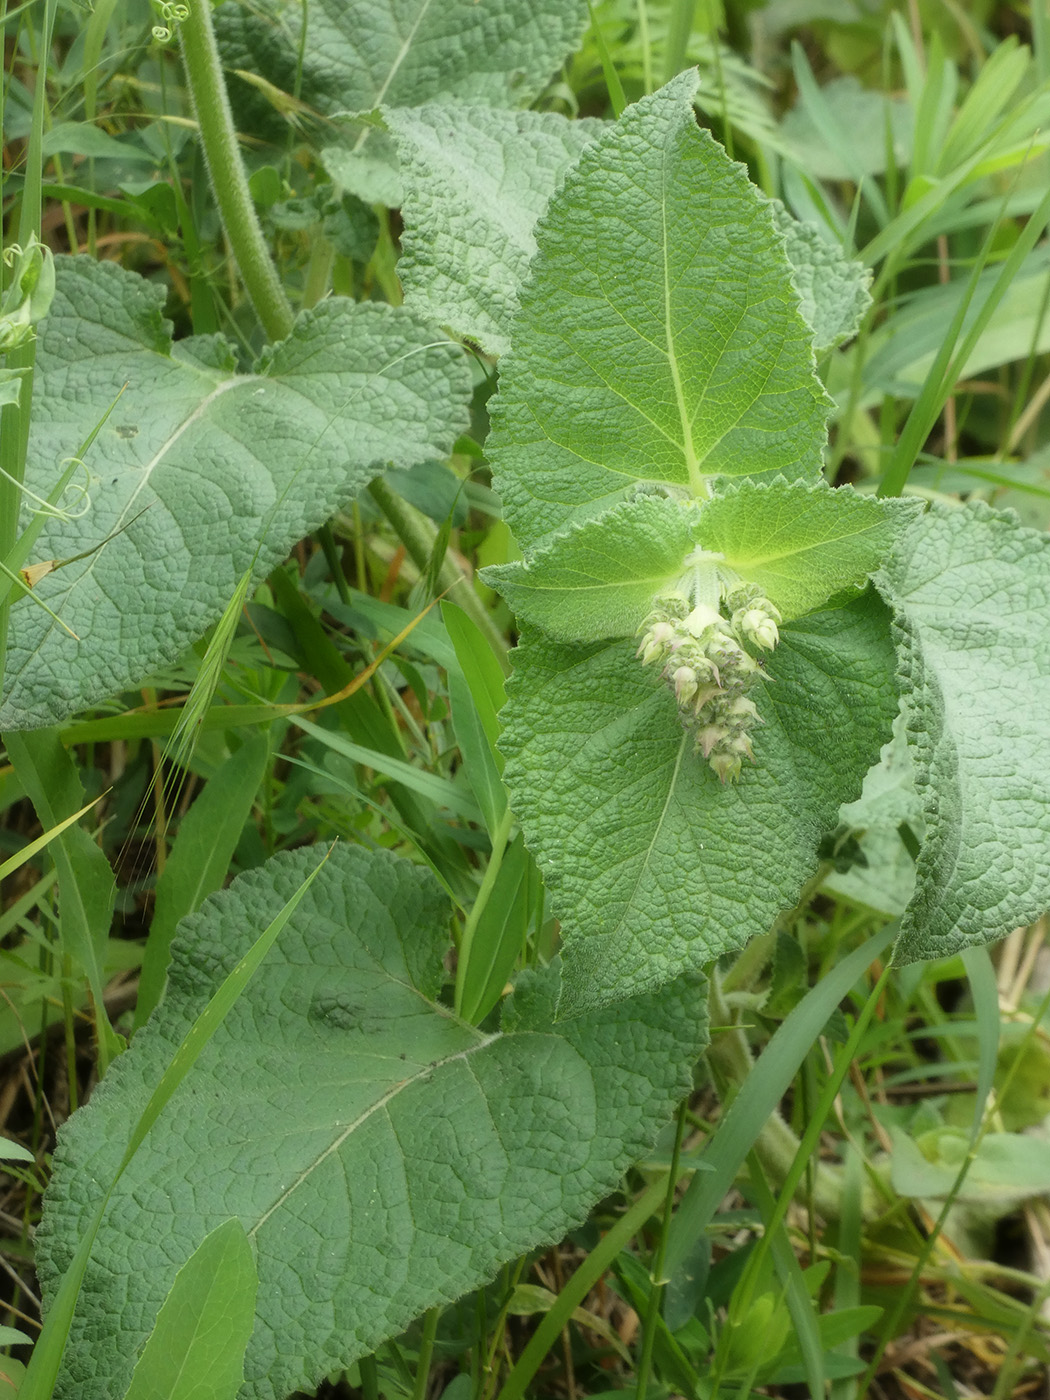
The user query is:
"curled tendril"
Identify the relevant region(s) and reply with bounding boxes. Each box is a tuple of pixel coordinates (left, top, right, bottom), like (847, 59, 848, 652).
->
(0, 456, 95, 522)
(151, 0, 189, 43)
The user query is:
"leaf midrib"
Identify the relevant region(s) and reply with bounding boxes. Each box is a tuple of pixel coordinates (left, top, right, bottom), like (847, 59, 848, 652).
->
(247, 1030, 499, 1239)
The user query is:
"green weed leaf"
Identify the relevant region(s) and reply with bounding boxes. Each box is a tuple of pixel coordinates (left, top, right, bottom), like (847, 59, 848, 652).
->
(490, 72, 829, 551)
(501, 594, 898, 1013)
(215, 0, 588, 116)
(2, 258, 470, 729)
(389, 106, 604, 355)
(37, 845, 706, 1400)
(878, 502, 1050, 962)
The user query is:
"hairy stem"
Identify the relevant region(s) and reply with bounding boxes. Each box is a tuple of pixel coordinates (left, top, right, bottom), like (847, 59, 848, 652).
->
(179, 2, 294, 341)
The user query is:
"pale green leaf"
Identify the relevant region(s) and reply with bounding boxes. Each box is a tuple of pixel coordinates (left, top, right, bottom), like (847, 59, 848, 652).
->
(822, 711, 923, 918)
(388, 106, 605, 355)
(890, 1126, 1050, 1206)
(779, 76, 913, 180)
(214, 0, 589, 116)
(36, 845, 706, 1400)
(859, 245, 1050, 402)
(501, 594, 898, 1013)
(490, 72, 830, 551)
(2, 258, 470, 729)
(41, 122, 154, 164)
(121, 1219, 257, 1400)
(0, 1137, 34, 1163)
(483, 495, 701, 642)
(694, 478, 922, 621)
(771, 205, 871, 353)
(878, 502, 1050, 963)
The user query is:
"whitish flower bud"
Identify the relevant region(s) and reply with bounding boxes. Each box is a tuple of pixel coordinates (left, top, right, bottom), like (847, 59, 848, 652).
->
(697, 724, 724, 759)
(637, 621, 675, 665)
(734, 606, 780, 651)
(672, 666, 698, 704)
(683, 602, 722, 637)
(709, 749, 743, 784)
(691, 682, 722, 714)
(726, 695, 760, 724)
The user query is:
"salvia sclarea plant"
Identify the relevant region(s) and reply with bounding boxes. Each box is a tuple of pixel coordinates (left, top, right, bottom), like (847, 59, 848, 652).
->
(5, 31, 1050, 1400)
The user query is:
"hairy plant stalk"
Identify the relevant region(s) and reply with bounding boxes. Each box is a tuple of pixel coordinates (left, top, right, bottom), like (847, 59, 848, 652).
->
(179, 1, 294, 341)
(178, 6, 502, 672)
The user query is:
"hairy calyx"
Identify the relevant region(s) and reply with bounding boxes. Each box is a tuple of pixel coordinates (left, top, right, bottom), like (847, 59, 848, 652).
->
(636, 551, 781, 783)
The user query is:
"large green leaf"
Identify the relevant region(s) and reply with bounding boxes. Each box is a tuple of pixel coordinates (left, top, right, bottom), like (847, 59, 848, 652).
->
(214, 0, 588, 116)
(388, 105, 605, 355)
(500, 594, 899, 1014)
(36, 845, 706, 1400)
(489, 72, 829, 551)
(387, 106, 867, 360)
(878, 502, 1050, 962)
(1, 258, 470, 730)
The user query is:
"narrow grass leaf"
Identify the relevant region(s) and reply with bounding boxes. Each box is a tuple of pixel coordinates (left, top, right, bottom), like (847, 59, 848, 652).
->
(744, 1162, 825, 1400)
(585, 0, 627, 115)
(292, 715, 482, 823)
(134, 734, 269, 1031)
(961, 945, 999, 1143)
(458, 831, 533, 1024)
(0, 793, 103, 883)
(120, 1219, 257, 1400)
(4, 729, 121, 1068)
(879, 179, 1050, 496)
(663, 923, 896, 1278)
(447, 662, 506, 836)
(441, 602, 507, 758)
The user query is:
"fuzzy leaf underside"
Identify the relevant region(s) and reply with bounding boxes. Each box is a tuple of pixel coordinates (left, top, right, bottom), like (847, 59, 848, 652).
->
(1, 258, 470, 730)
(501, 593, 899, 1014)
(483, 495, 701, 641)
(693, 478, 922, 621)
(771, 205, 871, 353)
(36, 845, 706, 1400)
(214, 0, 589, 115)
(878, 503, 1050, 962)
(489, 72, 829, 552)
(389, 106, 606, 355)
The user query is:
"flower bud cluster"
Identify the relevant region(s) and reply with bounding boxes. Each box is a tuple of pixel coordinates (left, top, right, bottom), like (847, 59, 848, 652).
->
(635, 583, 782, 783)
